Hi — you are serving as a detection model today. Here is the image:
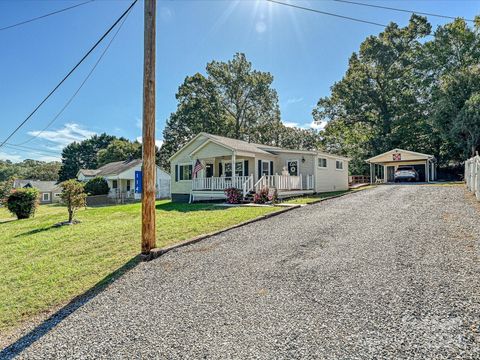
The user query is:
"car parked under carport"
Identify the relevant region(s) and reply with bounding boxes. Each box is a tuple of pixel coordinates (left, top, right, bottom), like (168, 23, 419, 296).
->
(366, 148, 436, 183)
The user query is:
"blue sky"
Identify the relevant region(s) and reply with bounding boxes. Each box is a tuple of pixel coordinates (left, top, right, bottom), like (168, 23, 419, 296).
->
(0, 0, 479, 162)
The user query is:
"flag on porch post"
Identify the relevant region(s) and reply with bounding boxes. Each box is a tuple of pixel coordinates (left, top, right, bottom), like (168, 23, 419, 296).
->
(193, 159, 204, 178)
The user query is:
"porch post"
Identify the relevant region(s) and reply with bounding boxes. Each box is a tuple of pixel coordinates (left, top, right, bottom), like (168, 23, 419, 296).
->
(231, 152, 236, 186)
(370, 163, 373, 184)
(425, 161, 429, 183)
(383, 165, 387, 183)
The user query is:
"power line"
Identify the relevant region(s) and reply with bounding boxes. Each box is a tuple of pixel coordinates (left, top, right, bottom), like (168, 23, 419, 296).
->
(333, 0, 475, 23)
(3, 144, 62, 157)
(0, 0, 138, 150)
(13, 5, 134, 147)
(267, 0, 387, 27)
(0, 0, 96, 32)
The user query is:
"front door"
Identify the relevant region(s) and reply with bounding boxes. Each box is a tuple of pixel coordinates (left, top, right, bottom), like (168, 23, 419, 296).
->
(287, 160, 299, 176)
(387, 166, 395, 182)
(205, 163, 213, 178)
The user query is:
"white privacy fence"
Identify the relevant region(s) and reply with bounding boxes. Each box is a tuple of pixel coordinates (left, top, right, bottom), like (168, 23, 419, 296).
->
(465, 155, 480, 201)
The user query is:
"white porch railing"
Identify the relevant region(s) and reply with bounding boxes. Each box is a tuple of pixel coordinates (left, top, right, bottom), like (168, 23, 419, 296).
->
(254, 174, 315, 192)
(192, 176, 250, 191)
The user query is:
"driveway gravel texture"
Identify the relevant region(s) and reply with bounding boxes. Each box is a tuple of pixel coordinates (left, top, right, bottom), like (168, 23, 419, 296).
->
(3, 185, 480, 359)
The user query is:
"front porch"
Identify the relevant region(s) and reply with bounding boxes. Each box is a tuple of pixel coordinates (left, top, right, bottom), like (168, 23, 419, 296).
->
(191, 173, 315, 202)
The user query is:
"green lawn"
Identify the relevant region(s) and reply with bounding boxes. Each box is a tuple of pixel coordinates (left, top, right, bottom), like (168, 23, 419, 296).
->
(283, 185, 376, 205)
(0, 201, 279, 333)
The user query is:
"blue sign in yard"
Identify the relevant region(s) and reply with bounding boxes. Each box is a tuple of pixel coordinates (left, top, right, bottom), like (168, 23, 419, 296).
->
(135, 171, 142, 193)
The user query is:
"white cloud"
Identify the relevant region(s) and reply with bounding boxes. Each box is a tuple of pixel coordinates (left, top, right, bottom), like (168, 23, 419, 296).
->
(27, 123, 96, 147)
(159, 7, 173, 21)
(282, 121, 299, 128)
(135, 117, 142, 129)
(308, 120, 327, 130)
(136, 136, 164, 149)
(285, 97, 304, 105)
(256, 21, 267, 33)
(0, 151, 23, 162)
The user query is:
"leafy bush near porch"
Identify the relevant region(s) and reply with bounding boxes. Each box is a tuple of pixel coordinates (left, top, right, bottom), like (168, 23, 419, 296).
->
(253, 187, 270, 204)
(6, 188, 39, 219)
(85, 176, 109, 195)
(224, 187, 242, 204)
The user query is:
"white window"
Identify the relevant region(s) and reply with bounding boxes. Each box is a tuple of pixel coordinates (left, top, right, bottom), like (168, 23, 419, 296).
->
(261, 161, 270, 176)
(223, 161, 244, 177)
(318, 158, 327, 168)
(179, 164, 192, 181)
(336, 160, 344, 170)
(42, 193, 50, 202)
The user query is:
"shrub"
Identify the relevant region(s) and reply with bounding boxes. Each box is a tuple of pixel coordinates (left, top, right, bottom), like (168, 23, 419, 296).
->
(61, 180, 87, 223)
(269, 188, 278, 204)
(224, 187, 242, 204)
(0, 178, 14, 206)
(253, 187, 270, 204)
(84, 176, 109, 196)
(6, 188, 39, 219)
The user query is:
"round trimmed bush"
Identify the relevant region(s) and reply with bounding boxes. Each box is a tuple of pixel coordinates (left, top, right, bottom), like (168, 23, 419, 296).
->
(7, 188, 39, 219)
(84, 177, 109, 196)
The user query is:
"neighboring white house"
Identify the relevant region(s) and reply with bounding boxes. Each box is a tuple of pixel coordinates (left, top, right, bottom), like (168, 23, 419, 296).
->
(13, 179, 62, 204)
(169, 132, 350, 202)
(77, 159, 170, 199)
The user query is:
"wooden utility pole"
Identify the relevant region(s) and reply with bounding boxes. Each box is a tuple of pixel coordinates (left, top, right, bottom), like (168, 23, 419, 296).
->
(142, 0, 156, 254)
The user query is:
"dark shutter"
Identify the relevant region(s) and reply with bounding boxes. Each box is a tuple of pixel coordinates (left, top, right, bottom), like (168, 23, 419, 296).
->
(219, 163, 223, 177)
(244, 160, 249, 176)
(258, 160, 262, 178)
(175, 164, 178, 182)
(270, 161, 274, 175)
(188, 165, 193, 180)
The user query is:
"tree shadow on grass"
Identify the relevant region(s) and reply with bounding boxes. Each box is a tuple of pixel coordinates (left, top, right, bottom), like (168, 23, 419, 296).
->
(14, 225, 57, 238)
(155, 201, 225, 213)
(0, 256, 140, 359)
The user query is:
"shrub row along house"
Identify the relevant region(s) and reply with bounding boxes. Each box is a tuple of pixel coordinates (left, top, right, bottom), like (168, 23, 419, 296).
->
(13, 179, 62, 204)
(77, 159, 170, 199)
(169, 133, 350, 202)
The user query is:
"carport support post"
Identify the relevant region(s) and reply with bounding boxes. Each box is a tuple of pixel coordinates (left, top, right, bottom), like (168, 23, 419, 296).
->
(370, 163, 373, 184)
(425, 161, 429, 183)
(141, 0, 157, 255)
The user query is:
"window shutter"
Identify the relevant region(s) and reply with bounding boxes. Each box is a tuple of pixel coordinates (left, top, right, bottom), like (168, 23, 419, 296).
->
(258, 160, 262, 178)
(270, 161, 274, 175)
(189, 165, 193, 179)
(175, 165, 178, 182)
(219, 163, 223, 176)
(244, 160, 249, 176)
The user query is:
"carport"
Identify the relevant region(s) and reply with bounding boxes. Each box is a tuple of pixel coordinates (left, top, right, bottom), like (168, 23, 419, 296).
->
(366, 149, 436, 183)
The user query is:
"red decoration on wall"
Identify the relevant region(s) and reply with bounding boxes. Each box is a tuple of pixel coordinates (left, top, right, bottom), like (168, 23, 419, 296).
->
(393, 153, 401, 161)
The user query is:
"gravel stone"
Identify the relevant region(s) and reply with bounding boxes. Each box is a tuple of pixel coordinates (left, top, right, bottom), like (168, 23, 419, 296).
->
(3, 185, 480, 359)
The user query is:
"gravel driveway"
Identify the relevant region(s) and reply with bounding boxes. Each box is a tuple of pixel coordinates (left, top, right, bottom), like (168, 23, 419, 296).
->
(3, 185, 480, 359)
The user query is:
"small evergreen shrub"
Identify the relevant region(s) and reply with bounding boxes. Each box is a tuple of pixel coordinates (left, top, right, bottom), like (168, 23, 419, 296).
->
(61, 180, 87, 223)
(84, 177, 109, 196)
(7, 188, 39, 219)
(224, 187, 242, 204)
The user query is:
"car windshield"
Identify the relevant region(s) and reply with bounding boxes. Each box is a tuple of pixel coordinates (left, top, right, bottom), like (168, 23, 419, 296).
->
(397, 166, 414, 171)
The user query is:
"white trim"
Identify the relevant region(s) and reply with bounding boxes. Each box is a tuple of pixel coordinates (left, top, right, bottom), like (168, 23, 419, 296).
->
(220, 159, 244, 177)
(189, 138, 234, 157)
(335, 160, 345, 171)
(366, 148, 435, 163)
(317, 157, 328, 169)
(261, 160, 271, 176)
(42, 192, 50, 202)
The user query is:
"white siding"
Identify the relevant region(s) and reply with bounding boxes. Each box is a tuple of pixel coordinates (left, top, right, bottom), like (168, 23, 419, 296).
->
(315, 156, 349, 192)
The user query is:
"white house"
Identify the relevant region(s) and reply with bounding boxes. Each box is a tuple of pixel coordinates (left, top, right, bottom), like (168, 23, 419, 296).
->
(13, 180, 62, 204)
(169, 133, 350, 202)
(77, 159, 170, 199)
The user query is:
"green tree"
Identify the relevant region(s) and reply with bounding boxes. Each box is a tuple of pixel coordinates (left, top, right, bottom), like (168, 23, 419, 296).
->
(58, 133, 117, 181)
(0, 178, 14, 205)
(97, 139, 142, 167)
(159, 53, 282, 168)
(6, 188, 39, 219)
(60, 180, 87, 223)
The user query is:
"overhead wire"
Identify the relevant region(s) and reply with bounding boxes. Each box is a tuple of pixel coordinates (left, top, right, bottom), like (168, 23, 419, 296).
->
(0, 0, 138, 150)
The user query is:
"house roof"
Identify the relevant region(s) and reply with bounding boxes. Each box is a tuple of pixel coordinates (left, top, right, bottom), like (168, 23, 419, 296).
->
(175, 132, 350, 161)
(80, 159, 143, 177)
(366, 148, 435, 163)
(13, 180, 60, 192)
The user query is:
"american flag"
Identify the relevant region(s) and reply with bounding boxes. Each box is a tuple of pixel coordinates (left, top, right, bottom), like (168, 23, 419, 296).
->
(193, 159, 204, 178)
(393, 153, 401, 161)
